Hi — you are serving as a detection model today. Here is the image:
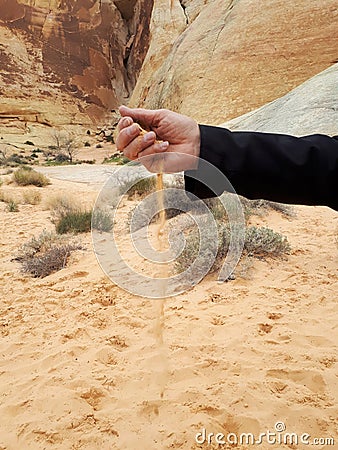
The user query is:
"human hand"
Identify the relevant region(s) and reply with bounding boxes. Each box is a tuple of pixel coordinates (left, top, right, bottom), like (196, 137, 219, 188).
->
(116, 106, 200, 173)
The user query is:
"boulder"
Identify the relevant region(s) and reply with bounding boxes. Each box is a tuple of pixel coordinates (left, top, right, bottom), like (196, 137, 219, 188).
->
(130, 0, 338, 125)
(221, 63, 338, 136)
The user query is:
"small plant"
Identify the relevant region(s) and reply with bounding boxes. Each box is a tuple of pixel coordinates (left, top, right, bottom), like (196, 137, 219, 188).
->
(7, 200, 19, 212)
(16, 230, 82, 277)
(175, 222, 290, 276)
(56, 210, 92, 234)
(126, 177, 156, 199)
(46, 194, 77, 222)
(84, 141, 91, 147)
(22, 189, 42, 205)
(24, 140, 34, 146)
(103, 155, 129, 165)
(13, 168, 50, 187)
(92, 209, 113, 232)
(244, 226, 291, 256)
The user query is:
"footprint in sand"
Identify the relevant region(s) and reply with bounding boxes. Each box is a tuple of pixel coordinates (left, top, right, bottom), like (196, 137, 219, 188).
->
(266, 369, 326, 394)
(258, 323, 273, 334)
(139, 400, 160, 417)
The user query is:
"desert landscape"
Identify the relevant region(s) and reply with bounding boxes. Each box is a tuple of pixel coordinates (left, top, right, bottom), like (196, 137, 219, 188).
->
(0, 1, 337, 449)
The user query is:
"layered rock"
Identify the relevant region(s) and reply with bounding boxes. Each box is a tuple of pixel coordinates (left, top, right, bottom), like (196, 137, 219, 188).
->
(130, 0, 338, 124)
(0, 0, 153, 127)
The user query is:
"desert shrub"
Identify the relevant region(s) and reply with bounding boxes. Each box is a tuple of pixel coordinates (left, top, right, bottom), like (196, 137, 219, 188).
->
(92, 209, 113, 232)
(13, 168, 50, 187)
(56, 210, 92, 234)
(244, 226, 291, 256)
(22, 189, 42, 205)
(126, 176, 156, 199)
(6, 200, 19, 212)
(17, 230, 82, 277)
(84, 141, 91, 147)
(46, 194, 75, 220)
(175, 222, 290, 275)
(24, 140, 34, 146)
(103, 155, 129, 165)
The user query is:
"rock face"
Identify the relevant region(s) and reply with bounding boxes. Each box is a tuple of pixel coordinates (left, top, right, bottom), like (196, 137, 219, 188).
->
(0, 0, 153, 127)
(220, 64, 338, 136)
(130, 0, 338, 125)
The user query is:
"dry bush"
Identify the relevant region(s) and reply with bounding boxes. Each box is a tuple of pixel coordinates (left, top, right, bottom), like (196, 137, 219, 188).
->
(175, 222, 290, 275)
(46, 194, 76, 222)
(13, 167, 50, 187)
(16, 230, 82, 278)
(244, 226, 291, 256)
(22, 189, 42, 205)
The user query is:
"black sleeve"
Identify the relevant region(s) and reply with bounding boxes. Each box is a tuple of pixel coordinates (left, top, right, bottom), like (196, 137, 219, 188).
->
(185, 125, 338, 211)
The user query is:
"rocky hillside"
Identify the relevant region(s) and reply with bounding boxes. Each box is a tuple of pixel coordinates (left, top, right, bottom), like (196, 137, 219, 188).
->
(131, 0, 338, 124)
(1, 0, 337, 132)
(0, 0, 153, 128)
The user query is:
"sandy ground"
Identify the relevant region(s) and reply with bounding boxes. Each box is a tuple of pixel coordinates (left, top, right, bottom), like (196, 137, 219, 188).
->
(0, 170, 337, 450)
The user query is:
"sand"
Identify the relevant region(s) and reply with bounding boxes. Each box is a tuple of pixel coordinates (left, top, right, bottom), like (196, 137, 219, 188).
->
(0, 171, 337, 450)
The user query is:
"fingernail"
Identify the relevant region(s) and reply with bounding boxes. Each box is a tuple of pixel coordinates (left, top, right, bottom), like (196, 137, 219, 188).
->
(127, 125, 138, 136)
(123, 117, 131, 127)
(159, 141, 169, 150)
(144, 132, 155, 142)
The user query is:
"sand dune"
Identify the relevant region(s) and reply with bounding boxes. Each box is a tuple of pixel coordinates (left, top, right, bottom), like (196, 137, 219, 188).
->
(0, 174, 337, 450)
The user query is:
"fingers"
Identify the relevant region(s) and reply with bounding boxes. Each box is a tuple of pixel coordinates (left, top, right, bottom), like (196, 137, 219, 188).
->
(117, 116, 133, 132)
(119, 105, 159, 128)
(137, 141, 169, 159)
(117, 127, 157, 160)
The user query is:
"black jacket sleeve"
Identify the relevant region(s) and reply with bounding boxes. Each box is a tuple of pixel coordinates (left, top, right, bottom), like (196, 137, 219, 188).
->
(185, 125, 338, 211)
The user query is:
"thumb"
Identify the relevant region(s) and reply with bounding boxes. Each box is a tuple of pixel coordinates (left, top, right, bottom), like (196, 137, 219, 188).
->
(119, 105, 157, 127)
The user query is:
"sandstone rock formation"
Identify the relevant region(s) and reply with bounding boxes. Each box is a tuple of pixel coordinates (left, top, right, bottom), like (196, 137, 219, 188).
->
(0, 0, 153, 127)
(221, 63, 338, 136)
(130, 0, 338, 125)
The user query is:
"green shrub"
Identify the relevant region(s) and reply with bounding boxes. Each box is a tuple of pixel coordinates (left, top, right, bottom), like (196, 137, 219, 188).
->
(175, 222, 290, 275)
(7, 200, 19, 212)
(244, 226, 291, 256)
(126, 177, 156, 199)
(13, 168, 50, 187)
(92, 209, 113, 232)
(56, 210, 92, 234)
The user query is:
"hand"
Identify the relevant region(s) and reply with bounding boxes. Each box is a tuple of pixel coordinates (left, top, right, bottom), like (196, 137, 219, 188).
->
(116, 106, 201, 173)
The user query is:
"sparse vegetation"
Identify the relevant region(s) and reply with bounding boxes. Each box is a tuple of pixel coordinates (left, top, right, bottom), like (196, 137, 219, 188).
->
(13, 167, 50, 187)
(126, 176, 156, 199)
(51, 130, 79, 163)
(22, 189, 42, 205)
(16, 230, 82, 278)
(175, 222, 290, 275)
(6, 200, 19, 212)
(244, 226, 291, 256)
(92, 209, 113, 232)
(56, 210, 92, 234)
(103, 155, 129, 165)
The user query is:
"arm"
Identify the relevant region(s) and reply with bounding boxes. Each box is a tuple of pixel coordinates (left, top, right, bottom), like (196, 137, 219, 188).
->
(185, 125, 338, 210)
